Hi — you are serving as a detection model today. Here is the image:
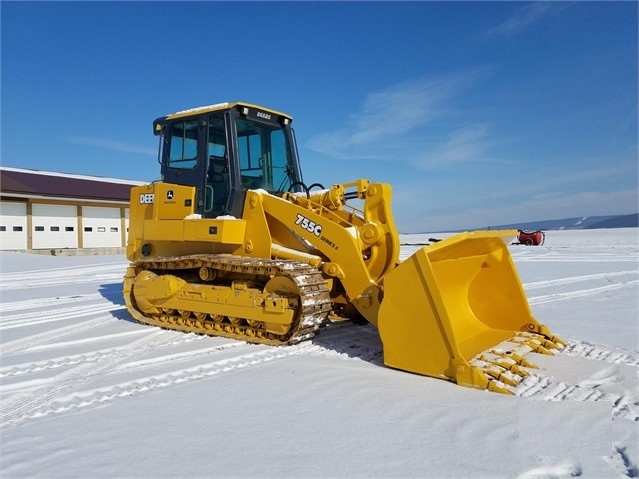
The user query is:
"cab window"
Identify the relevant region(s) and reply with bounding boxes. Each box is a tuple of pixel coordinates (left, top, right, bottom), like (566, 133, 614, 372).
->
(168, 120, 198, 169)
(236, 117, 293, 193)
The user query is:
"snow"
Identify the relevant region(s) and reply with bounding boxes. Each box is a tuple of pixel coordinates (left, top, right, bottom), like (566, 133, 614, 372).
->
(1, 228, 637, 478)
(171, 102, 229, 116)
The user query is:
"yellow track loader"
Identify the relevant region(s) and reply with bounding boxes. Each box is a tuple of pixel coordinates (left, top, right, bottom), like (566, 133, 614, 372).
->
(124, 101, 565, 394)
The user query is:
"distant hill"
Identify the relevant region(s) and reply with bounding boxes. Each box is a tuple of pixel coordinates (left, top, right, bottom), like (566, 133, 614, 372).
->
(583, 214, 639, 229)
(489, 213, 638, 231)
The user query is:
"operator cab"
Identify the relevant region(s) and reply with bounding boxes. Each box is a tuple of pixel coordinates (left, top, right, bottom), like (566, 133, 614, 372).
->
(153, 102, 303, 218)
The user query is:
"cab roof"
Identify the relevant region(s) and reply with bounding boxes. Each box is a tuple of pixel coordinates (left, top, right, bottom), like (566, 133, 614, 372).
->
(164, 101, 293, 121)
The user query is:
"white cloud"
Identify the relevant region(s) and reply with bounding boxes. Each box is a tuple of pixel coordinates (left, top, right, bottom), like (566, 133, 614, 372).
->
(486, 2, 563, 37)
(66, 137, 156, 156)
(307, 70, 496, 164)
(410, 123, 512, 169)
(349, 76, 462, 144)
(441, 124, 492, 161)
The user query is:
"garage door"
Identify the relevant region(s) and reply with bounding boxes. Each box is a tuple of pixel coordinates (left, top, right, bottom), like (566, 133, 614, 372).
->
(82, 206, 121, 248)
(124, 208, 130, 243)
(0, 202, 28, 250)
(32, 204, 78, 249)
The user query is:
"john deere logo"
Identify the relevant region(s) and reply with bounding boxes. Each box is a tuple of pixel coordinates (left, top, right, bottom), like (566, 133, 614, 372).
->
(166, 190, 174, 200)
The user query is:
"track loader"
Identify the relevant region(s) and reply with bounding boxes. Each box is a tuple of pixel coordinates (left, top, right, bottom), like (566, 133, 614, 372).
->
(124, 101, 565, 394)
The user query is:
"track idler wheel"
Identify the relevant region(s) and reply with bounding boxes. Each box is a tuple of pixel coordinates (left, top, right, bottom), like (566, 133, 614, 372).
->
(133, 270, 185, 315)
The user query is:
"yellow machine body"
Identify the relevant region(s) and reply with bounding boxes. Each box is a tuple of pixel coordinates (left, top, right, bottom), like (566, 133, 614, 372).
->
(124, 101, 565, 393)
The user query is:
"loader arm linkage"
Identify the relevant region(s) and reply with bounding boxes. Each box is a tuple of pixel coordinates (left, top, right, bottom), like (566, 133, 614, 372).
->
(246, 179, 400, 328)
(244, 180, 567, 394)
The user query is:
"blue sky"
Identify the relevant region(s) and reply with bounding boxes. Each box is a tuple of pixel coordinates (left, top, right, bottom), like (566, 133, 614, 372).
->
(2, 1, 637, 232)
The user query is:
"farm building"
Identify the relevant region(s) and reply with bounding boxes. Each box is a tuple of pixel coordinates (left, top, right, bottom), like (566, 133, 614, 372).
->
(0, 167, 144, 253)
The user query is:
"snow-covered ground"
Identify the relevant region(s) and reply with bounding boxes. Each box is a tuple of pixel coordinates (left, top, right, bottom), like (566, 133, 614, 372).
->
(1, 228, 637, 478)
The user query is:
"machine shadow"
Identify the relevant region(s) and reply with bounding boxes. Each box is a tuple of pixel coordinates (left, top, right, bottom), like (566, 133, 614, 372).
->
(99, 282, 125, 306)
(98, 282, 138, 325)
(309, 322, 386, 368)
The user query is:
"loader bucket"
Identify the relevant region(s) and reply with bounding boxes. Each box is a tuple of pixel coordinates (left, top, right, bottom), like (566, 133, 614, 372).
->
(378, 230, 565, 393)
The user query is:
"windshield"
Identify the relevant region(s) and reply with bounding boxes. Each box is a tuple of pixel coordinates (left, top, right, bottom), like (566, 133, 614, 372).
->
(235, 117, 296, 194)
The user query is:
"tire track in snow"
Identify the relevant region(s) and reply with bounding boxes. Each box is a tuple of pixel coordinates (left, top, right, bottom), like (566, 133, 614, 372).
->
(1, 331, 213, 384)
(561, 341, 639, 366)
(113, 341, 249, 374)
(516, 254, 638, 263)
(515, 341, 638, 422)
(0, 340, 314, 427)
(0, 325, 381, 427)
(0, 314, 119, 355)
(522, 271, 638, 424)
(0, 262, 124, 277)
(0, 329, 175, 428)
(523, 271, 637, 290)
(1, 294, 129, 353)
(512, 248, 638, 263)
(4, 319, 637, 428)
(528, 279, 639, 305)
(23, 329, 149, 353)
(515, 461, 582, 479)
(517, 374, 638, 422)
(0, 347, 125, 381)
(1, 293, 103, 313)
(608, 445, 639, 478)
(0, 264, 125, 290)
(515, 255, 637, 263)
(0, 303, 125, 331)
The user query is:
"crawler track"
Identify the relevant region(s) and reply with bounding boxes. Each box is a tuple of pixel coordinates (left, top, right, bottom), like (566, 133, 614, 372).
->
(123, 254, 332, 346)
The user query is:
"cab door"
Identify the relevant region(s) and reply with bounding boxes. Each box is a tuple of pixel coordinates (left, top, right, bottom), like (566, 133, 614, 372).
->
(203, 113, 232, 217)
(160, 118, 207, 214)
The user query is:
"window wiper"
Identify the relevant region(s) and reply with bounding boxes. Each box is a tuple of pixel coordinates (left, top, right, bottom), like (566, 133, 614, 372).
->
(274, 164, 296, 195)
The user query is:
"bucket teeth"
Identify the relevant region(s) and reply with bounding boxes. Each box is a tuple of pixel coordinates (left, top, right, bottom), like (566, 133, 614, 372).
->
(550, 335, 568, 348)
(470, 358, 523, 388)
(479, 352, 530, 377)
(513, 332, 566, 354)
(468, 330, 569, 394)
(487, 346, 539, 369)
(535, 344, 553, 355)
(487, 380, 514, 395)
